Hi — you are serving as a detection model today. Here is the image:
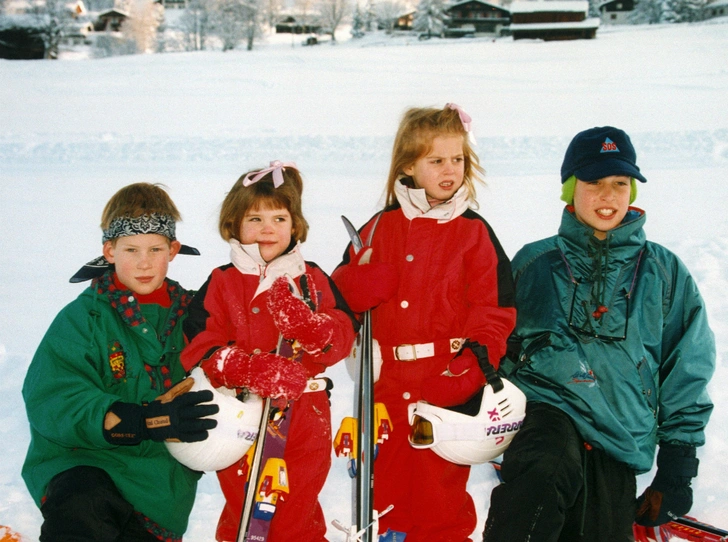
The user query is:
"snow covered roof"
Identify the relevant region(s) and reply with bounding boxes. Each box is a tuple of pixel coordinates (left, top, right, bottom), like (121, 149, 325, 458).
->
(705, 0, 728, 6)
(510, 17, 600, 29)
(98, 8, 129, 17)
(510, 1, 589, 13)
(449, 0, 509, 10)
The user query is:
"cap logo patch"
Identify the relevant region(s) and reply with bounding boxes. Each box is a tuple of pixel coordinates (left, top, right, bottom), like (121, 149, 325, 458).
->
(600, 137, 619, 153)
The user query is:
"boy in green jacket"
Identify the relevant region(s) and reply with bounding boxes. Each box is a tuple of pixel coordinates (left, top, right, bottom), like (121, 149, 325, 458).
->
(483, 127, 715, 541)
(22, 183, 219, 542)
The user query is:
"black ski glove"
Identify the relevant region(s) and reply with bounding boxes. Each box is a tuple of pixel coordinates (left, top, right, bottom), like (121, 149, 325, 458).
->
(635, 443, 699, 527)
(104, 389, 219, 445)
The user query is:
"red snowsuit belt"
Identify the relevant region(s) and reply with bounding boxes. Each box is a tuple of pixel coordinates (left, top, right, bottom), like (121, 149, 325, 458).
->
(380, 338, 465, 362)
(304, 377, 329, 393)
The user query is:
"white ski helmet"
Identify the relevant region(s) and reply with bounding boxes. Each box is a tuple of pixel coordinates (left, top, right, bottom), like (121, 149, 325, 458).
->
(407, 377, 527, 466)
(344, 336, 382, 384)
(165, 367, 263, 472)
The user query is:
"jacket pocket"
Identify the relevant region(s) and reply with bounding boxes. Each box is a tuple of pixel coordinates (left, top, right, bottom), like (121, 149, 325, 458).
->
(636, 357, 657, 417)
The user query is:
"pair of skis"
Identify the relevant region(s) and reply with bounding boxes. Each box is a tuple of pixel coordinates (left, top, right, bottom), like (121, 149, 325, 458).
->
(633, 516, 728, 542)
(235, 336, 294, 542)
(236, 276, 328, 542)
(236, 216, 383, 542)
(331, 216, 381, 542)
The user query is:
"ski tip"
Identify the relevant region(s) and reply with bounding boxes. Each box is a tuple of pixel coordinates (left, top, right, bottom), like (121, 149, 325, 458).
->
(0, 526, 25, 542)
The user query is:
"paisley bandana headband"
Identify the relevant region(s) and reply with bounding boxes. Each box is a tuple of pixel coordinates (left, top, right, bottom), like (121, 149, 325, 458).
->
(102, 213, 177, 243)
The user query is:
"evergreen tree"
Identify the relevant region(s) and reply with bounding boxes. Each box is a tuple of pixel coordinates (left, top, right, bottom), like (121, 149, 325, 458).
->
(30, 0, 74, 58)
(587, 0, 601, 17)
(351, 2, 365, 37)
(629, 0, 663, 23)
(413, 0, 448, 38)
(671, 0, 707, 21)
(364, 0, 376, 30)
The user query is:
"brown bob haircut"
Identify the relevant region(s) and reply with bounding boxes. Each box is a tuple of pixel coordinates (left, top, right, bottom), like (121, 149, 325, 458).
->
(385, 105, 485, 208)
(219, 166, 309, 243)
(100, 183, 181, 240)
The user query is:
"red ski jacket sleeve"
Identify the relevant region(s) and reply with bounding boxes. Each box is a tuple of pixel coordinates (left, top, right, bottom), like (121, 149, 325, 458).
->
(333, 206, 516, 368)
(182, 262, 358, 379)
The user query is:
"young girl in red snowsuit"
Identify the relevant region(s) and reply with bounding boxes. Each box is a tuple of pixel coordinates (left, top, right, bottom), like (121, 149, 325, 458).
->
(181, 162, 358, 542)
(332, 105, 517, 541)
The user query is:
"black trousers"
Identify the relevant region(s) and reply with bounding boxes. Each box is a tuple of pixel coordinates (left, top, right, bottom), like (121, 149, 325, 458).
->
(483, 402, 637, 542)
(40, 466, 161, 542)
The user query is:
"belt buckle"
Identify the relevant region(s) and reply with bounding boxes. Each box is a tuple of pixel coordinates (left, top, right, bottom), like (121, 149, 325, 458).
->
(394, 344, 417, 361)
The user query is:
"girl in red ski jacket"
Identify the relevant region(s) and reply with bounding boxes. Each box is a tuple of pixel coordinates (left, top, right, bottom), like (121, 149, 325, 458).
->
(182, 162, 358, 542)
(332, 105, 516, 541)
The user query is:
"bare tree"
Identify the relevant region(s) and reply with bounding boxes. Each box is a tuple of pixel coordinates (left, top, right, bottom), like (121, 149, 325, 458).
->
(262, 0, 283, 29)
(31, 0, 74, 58)
(294, 0, 315, 29)
(122, 0, 163, 53)
(181, 0, 211, 50)
(318, 0, 348, 41)
(376, 0, 405, 32)
(211, 0, 261, 51)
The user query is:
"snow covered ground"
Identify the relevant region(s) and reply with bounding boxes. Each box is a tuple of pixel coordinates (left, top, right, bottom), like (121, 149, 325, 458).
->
(1, 20, 727, 541)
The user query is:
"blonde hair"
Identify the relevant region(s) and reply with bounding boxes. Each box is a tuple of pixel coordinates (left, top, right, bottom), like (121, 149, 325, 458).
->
(385, 106, 485, 208)
(101, 183, 181, 230)
(219, 167, 309, 243)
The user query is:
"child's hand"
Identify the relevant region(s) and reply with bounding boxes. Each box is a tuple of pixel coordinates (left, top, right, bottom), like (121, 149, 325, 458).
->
(103, 389, 219, 445)
(420, 350, 487, 407)
(203, 347, 308, 400)
(267, 274, 334, 355)
(335, 247, 398, 313)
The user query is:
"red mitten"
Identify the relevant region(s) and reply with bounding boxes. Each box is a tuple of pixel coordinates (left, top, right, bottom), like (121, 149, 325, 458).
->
(420, 350, 487, 407)
(267, 274, 334, 355)
(334, 247, 398, 313)
(201, 347, 307, 400)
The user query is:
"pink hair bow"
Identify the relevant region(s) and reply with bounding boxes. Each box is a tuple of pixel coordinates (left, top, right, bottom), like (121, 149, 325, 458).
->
(446, 103, 472, 133)
(242, 160, 298, 188)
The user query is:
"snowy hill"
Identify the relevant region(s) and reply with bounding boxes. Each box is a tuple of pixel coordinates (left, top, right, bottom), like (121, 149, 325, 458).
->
(1, 21, 727, 541)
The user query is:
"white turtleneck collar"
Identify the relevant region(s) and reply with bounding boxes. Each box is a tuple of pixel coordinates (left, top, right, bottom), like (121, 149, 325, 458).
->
(394, 178, 471, 223)
(229, 239, 307, 299)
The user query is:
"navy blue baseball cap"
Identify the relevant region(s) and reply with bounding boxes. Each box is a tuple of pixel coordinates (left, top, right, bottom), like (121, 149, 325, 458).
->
(560, 126, 647, 184)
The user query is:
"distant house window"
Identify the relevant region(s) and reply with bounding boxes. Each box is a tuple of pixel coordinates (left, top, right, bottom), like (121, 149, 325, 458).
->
(611, 13, 617, 18)
(616, 2, 622, 7)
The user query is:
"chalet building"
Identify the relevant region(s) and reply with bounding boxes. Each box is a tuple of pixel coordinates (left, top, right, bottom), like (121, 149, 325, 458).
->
(444, 0, 511, 36)
(599, 0, 635, 24)
(161, 0, 187, 8)
(704, 0, 728, 18)
(510, 1, 599, 40)
(393, 11, 415, 30)
(275, 15, 322, 34)
(95, 8, 129, 32)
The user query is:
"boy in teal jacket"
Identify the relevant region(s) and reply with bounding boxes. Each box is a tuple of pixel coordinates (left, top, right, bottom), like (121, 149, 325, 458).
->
(22, 183, 219, 542)
(484, 127, 715, 541)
